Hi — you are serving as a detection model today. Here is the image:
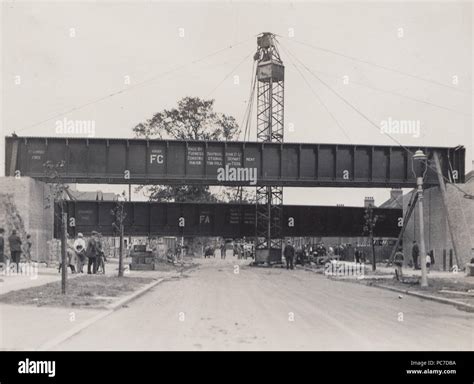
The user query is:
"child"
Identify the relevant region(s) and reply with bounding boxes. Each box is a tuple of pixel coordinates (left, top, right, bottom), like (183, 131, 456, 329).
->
(426, 253, 431, 274)
(394, 248, 404, 281)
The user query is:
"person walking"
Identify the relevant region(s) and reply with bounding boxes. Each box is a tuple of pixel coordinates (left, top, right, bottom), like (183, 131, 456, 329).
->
(8, 229, 22, 271)
(0, 228, 5, 264)
(95, 233, 106, 274)
(74, 233, 87, 273)
(23, 234, 32, 263)
(412, 241, 420, 269)
(237, 242, 243, 260)
(220, 242, 226, 259)
(86, 231, 100, 274)
(394, 248, 404, 281)
(283, 240, 295, 270)
(426, 253, 431, 274)
(354, 248, 361, 264)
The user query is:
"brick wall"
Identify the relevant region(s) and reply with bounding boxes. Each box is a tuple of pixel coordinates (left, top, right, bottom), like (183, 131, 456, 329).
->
(403, 179, 474, 269)
(0, 177, 54, 263)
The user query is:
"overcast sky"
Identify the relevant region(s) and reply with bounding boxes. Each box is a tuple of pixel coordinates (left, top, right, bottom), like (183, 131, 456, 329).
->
(1, 1, 472, 206)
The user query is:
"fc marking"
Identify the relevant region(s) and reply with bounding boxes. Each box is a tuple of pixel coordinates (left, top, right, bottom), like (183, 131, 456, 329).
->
(150, 154, 164, 164)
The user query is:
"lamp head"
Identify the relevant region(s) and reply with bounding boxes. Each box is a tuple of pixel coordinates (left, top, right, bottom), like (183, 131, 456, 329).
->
(413, 149, 427, 162)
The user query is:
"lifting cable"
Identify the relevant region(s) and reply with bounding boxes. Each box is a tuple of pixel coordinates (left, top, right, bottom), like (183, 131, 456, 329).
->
(280, 42, 474, 200)
(14, 36, 254, 136)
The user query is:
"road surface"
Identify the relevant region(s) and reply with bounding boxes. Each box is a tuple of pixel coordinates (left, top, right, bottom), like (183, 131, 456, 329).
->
(52, 258, 474, 351)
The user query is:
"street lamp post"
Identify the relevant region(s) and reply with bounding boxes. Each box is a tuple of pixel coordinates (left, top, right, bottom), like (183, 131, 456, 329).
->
(412, 150, 428, 287)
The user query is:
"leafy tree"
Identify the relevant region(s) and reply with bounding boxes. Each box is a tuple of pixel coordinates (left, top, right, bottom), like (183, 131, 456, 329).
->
(133, 97, 240, 202)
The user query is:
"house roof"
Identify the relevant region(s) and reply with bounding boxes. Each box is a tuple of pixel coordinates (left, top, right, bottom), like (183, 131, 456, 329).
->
(67, 189, 117, 201)
(379, 194, 404, 209)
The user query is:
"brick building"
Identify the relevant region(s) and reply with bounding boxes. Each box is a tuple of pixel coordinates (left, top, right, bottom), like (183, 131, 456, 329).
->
(399, 165, 474, 269)
(0, 177, 54, 263)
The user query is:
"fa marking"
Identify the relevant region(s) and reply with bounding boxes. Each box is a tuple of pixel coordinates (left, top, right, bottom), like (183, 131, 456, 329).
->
(200, 215, 210, 224)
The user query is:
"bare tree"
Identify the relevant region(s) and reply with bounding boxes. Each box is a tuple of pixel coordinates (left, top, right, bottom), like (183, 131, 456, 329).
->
(363, 205, 379, 272)
(44, 160, 69, 294)
(111, 192, 127, 277)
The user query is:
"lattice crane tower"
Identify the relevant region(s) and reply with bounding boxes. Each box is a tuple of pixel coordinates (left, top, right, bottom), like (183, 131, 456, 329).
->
(254, 32, 284, 263)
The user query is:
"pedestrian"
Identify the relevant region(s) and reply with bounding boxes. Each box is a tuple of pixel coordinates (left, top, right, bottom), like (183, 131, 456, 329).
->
(23, 234, 32, 263)
(86, 231, 100, 274)
(283, 240, 295, 270)
(394, 248, 404, 281)
(97, 249, 106, 274)
(237, 242, 243, 260)
(0, 228, 5, 264)
(295, 245, 304, 266)
(96, 233, 106, 274)
(354, 248, 361, 264)
(429, 250, 435, 267)
(412, 241, 420, 269)
(426, 253, 431, 274)
(74, 233, 87, 273)
(58, 238, 77, 274)
(220, 242, 226, 259)
(8, 229, 22, 271)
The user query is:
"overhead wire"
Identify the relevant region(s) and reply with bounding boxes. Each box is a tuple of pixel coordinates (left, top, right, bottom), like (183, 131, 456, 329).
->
(278, 42, 353, 143)
(280, 42, 473, 199)
(206, 52, 253, 97)
(241, 60, 257, 141)
(14, 36, 254, 135)
(305, 67, 470, 117)
(279, 35, 472, 95)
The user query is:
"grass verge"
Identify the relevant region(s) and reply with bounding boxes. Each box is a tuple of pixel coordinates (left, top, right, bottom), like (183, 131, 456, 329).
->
(0, 275, 156, 309)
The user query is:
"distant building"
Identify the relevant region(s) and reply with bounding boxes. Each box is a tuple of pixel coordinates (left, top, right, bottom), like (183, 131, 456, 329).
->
(364, 196, 375, 208)
(66, 185, 118, 201)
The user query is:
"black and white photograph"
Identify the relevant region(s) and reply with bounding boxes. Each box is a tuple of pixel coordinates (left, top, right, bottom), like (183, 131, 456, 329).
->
(0, 0, 473, 380)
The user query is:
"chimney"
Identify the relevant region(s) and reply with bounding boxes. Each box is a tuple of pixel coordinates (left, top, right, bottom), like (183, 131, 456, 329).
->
(390, 188, 403, 201)
(364, 196, 375, 208)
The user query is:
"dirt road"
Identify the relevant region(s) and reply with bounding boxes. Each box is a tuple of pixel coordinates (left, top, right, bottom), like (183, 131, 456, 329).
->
(52, 258, 474, 351)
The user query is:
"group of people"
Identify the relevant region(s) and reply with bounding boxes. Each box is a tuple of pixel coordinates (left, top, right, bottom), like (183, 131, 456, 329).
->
(0, 228, 33, 270)
(60, 231, 106, 274)
(203, 242, 253, 260)
(411, 240, 433, 272)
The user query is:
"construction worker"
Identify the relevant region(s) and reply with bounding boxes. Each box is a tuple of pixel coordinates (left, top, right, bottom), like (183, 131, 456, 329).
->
(283, 240, 295, 270)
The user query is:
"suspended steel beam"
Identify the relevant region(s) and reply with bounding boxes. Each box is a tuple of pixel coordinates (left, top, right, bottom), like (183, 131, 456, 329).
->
(5, 136, 465, 187)
(56, 200, 403, 239)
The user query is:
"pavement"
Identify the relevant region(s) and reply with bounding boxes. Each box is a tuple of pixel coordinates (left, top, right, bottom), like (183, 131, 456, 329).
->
(374, 265, 470, 280)
(0, 264, 70, 296)
(0, 257, 180, 350)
